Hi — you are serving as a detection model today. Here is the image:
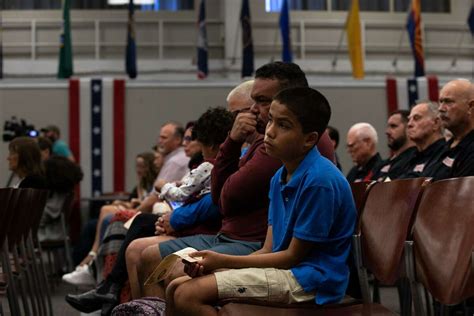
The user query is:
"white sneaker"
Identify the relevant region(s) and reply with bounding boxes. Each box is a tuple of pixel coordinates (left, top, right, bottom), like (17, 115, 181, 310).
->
(62, 264, 96, 286)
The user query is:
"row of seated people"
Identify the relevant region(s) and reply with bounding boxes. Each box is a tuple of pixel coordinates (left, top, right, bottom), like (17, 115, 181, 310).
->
(64, 61, 345, 316)
(64, 64, 473, 316)
(343, 78, 474, 183)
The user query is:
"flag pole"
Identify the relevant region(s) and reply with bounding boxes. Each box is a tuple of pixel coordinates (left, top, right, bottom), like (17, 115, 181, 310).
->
(331, 27, 345, 69)
(231, 16, 240, 66)
(450, 32, 465, 68)
(391, 28, 405, 71)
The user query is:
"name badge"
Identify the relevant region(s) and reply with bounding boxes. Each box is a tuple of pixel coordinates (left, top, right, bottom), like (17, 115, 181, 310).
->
(414, 164, 425, 173)
(442, 157, 454, 168)
(380, 164, 391, 173)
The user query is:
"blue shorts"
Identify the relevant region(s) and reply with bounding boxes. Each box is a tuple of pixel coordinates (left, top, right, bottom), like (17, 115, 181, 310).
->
(158, 233, 262, 258)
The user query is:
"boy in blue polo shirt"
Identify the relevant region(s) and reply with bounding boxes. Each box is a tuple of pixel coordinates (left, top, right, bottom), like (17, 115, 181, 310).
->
(167, 87, 357, 315)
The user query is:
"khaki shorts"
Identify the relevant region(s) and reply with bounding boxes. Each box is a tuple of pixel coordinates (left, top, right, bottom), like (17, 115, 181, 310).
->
(214, 268, 316, 304)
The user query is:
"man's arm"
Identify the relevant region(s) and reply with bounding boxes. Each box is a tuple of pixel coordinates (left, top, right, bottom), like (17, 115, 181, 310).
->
(136, 194, 159, 213)
(218, 142, 281, 216)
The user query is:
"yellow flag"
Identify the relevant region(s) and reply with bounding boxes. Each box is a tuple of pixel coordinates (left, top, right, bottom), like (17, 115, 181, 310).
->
(345, 0, 364, 79)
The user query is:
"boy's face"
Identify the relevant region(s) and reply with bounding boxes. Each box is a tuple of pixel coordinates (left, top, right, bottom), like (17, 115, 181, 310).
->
(264, 101, 316, 163)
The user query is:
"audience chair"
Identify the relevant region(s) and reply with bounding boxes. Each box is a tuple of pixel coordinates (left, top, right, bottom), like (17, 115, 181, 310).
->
(40, 191, 76, 284)
(219, 178, 429, 316)
(405, 176, 474, 316)
(0, 188, 18, 315)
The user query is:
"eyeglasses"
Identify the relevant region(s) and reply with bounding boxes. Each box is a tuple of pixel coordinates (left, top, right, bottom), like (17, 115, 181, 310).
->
(183, 136, 193, 142)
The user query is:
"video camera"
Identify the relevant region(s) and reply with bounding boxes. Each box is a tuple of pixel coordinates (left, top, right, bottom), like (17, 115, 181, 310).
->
(2, 116, 39, 142)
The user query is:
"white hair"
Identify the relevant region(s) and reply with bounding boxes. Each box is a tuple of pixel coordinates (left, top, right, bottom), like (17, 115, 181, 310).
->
(348, 122, 378, 145)
(226, 80, 254, 104)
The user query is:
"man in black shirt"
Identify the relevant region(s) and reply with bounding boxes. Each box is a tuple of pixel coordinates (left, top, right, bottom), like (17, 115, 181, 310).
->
(401, 101, 447, 178)
(346, 122, 382, 182)
(427, 79, 474, 180)
(373, 110, 416, 181)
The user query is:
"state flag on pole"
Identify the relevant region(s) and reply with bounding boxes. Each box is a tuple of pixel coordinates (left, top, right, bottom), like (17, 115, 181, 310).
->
(279, 0, 292, 62)
(385, 76, 438, 115)
(58, 0, 73, 79)
(240, 0, 254, 78)
(126, 0, 138, 79)
(406, 0, 425, 77)
(197, 0, 208, 79)
(345, 0, 365, 79)
(68, 78, 126, 198)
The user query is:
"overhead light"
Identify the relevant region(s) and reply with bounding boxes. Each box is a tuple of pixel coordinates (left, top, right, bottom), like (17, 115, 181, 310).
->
(108, 0, 155, 5)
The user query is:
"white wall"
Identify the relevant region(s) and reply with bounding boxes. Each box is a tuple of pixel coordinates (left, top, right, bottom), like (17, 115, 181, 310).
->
(0, 79, 392, 188)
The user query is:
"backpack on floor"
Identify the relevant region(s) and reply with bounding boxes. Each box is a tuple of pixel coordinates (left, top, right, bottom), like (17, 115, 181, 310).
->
(111, 297, 166, 316)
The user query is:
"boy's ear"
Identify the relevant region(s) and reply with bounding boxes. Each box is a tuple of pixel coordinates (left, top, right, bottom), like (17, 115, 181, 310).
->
(304, 132, 319, 149)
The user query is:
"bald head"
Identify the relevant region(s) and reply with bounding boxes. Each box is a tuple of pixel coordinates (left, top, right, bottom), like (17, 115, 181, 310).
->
(346, 123, 378, 166)
(438, 79, 474, 138)
(226, 80, 254, 113)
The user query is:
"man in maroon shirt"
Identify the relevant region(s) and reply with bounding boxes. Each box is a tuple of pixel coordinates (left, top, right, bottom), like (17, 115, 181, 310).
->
(137, 62, 335, 298)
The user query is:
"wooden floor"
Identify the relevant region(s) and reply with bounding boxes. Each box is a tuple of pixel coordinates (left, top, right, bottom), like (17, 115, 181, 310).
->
(0, 282, 402, 315)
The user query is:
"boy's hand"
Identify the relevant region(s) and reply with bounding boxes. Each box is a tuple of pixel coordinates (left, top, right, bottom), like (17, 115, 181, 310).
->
(229, 112, 257, 143)
(154, 213, 174, 235)
(187, 250, 225, 274)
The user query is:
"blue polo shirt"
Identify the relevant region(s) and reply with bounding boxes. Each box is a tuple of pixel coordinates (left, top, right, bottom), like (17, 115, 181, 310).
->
(268, 148, 356, 304)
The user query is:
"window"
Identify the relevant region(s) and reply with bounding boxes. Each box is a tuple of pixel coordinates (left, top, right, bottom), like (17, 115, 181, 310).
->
(1, 0, 194, 10)
(266, 0, 327, 12)
(332, 0, 389, 11)
(394, 0, 450, 13)
(265, 0, 451, 13)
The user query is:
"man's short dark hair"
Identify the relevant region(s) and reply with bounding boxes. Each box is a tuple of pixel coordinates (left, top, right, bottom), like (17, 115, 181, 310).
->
(326, 125, 340, 148)
(274, 87, 331, 137)
(37, 136, 53, 153)
(389, 110, 410, 124)
(255, 61, 308, 90)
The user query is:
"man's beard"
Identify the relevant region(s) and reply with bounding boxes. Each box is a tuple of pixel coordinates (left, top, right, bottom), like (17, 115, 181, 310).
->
(256, 120, 266, 134)
(388, 135, 407, 151)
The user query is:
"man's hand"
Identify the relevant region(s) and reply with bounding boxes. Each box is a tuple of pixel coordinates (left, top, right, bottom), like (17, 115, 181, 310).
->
(229, 112, 257, 143)
(154, 212, 174, 235)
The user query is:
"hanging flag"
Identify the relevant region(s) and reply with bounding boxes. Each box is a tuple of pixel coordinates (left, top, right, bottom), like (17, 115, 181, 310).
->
(0, 20, 3, 79)
(126, 0, 137, 79)
(197, 0, 208, 79)
(468, 5, 474, 36)
(69, 78, 126, 198)
(58, 0, 74, 79)
(345, 0, 364, 79)
(385, 76, 438, 115)
(279, 0, 292, 62)
(406, 0, 425, 77)
(240, 0, 254, 78)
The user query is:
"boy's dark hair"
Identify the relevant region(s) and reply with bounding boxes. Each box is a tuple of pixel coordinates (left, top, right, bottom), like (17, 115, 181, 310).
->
(326, 125, 340, 148)
(389, 110, 410, 124)
(45, 156, 83, 193)
(255, 61, 308, 90)
(193, 107, 234, 147)
(274, 87, 331, 137)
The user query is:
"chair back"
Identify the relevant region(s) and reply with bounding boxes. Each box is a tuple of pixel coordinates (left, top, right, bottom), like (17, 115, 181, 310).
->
(412, 176, 474, 305)
(0, 188, 15, 246)
(350, 181, 373, 216)
(360, 177, 428, 284)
